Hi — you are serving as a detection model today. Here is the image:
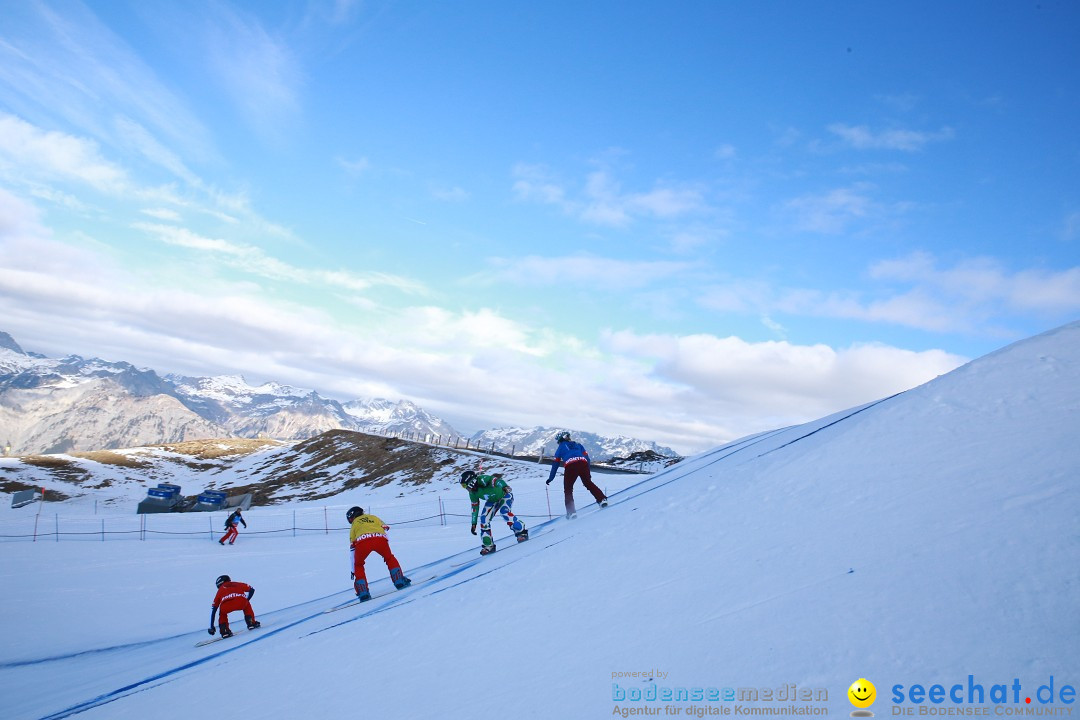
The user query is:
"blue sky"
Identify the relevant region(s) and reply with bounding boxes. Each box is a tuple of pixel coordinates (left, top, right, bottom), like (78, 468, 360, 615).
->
(1, 0, 1077, 454)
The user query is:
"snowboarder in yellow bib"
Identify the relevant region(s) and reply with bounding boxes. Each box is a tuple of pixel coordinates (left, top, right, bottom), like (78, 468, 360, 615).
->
(460, 471, 529, 555)
(346, 506, 411, 601)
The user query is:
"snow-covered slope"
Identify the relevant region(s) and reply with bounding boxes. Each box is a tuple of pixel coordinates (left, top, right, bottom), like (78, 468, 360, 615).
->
(0, 321, 1076, 720)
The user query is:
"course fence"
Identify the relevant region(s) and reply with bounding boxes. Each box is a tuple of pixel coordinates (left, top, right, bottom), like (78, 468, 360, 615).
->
(0, 479, 622, 543)
(0, 499, 465, 542)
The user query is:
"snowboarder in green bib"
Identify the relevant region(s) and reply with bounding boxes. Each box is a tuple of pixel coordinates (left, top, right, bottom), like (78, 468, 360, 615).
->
(460, 470, 528, 555)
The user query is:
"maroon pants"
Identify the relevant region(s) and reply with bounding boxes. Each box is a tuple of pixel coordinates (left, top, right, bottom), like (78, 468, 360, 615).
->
(563, 461, 605, 515)
(219, 525, 239, 544)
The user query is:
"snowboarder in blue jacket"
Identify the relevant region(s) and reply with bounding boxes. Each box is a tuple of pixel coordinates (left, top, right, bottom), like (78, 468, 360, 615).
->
(546, 431, 608, 519)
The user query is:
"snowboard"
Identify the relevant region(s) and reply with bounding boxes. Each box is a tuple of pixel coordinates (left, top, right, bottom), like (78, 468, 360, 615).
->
(195, 623, 262, 647)
(323, 575, 437, 614)
(451, 524, 554, 566)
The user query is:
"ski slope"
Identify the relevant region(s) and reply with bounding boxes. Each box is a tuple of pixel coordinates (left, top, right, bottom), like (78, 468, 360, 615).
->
(1, 322, 1078, 719)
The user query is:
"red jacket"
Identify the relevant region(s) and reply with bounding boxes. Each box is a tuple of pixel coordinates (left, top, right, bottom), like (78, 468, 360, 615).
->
(212, 581, 254, 609)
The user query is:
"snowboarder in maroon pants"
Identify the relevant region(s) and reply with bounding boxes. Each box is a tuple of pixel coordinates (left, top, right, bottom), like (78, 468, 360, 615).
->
(208, 574, 260, 638)
(219, 508, 246, 545)
(546, 431, 608, 519)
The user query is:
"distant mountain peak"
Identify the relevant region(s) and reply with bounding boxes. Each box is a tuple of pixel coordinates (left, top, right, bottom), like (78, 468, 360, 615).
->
(0, 331, 26, 354)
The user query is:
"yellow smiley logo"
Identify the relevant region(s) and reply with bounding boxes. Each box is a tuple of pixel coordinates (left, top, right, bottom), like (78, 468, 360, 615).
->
(848, 678, 876, 708)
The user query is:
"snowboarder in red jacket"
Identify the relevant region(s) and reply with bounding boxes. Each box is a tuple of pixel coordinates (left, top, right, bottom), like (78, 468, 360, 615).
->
(219, 509, 246, 545)
(208, 574, 260, 638)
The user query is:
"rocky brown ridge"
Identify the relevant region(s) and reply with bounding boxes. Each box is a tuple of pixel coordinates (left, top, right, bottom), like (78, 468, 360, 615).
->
(0, 429, 534, 508)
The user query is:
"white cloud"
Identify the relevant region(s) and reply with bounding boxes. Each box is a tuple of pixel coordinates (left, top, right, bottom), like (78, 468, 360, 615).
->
(698, 252, 1080, 335)
(203, 7, 302, 141)
(714, 144, 737, 160)
(828, 123, 955, 152)
(0, 114, 291, 243)
(1063, 211, 1080, 242)
(604, 330, 965, 422)
(784, 184, 875, 234)
(698, 280, 773, 314)
(3, 198, 970, 454)
(114, 115, 202, 187)
(0, 3, 213, 162)
(0, 113, 130, 194)
(484, 254, 696, 291)
(0, 188, 49, 243)
(512, 163, 706, 228)
(511, 163, 567, 206)
(432, 185, 469, 202)
(337, 156, 370, 176)
(870, 252, 1080, 315)
(132, 221, 428, 296)
(141, 207, 182, 222)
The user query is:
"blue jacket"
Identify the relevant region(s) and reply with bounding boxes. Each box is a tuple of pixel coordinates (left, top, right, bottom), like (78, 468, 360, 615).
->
(547, 441, 590, 481)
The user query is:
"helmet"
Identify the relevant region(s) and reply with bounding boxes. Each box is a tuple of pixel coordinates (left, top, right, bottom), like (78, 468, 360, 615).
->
(215, 574, 230, 588)
(460, 470, 477, 491)
(556, 431, 571, 443)
(346, 506, 363, 523)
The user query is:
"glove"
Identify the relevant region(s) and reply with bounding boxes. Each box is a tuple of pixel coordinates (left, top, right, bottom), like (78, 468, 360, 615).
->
(350, 572, 355, 580)
(470, 524, 477, 535)
(208, 627, 216, 635)
(546, 478, 553, 485)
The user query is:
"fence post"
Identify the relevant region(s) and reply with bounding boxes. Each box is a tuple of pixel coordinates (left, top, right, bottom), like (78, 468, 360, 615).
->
(55, 513, 59, 542)
(293, 510, 296, 538)
(32, 487, 44, 542)
(101, 518, 105, 542)
(324, 507, 328, 535)
(439, 496, 445, 526)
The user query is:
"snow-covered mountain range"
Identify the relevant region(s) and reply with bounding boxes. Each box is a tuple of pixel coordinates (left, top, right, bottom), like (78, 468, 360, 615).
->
(0, 332, 459, 455)
(469, 426, 678, 461)
(0, 332, 680, 461)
